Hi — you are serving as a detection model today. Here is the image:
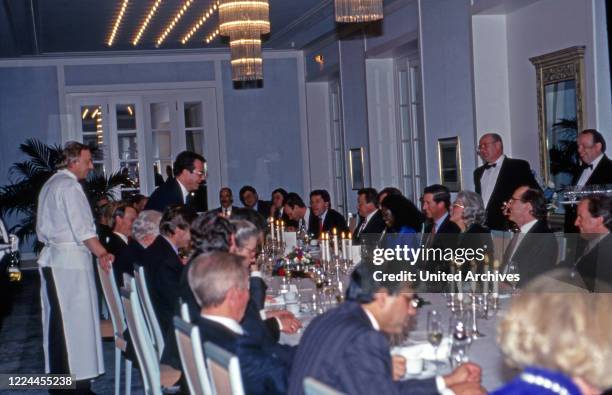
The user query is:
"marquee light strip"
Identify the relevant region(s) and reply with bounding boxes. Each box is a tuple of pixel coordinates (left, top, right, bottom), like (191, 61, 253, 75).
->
(181, 1, 220, 44)
(204, 28, 220, 44)
(132, 0, 163, 46)
(107, 0, 130, 46)
(156, 0, 194, 47)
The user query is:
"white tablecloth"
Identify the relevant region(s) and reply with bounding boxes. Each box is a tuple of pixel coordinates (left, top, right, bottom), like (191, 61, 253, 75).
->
(266, 277, 516, 391)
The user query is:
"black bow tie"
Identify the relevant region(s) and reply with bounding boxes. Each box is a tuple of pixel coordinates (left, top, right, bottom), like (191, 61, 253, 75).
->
(483, 163, 497, 170)
(581, 163, 593, 171)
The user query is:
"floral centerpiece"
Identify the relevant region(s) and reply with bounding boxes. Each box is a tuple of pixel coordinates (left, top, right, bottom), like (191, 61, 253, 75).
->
(273, 247, 317, 277)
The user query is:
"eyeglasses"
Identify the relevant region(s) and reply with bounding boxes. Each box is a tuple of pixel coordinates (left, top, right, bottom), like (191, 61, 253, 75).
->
(191, 169, 206, 177)
(476, 141, 496, 151)
(452, 203, 465, 209)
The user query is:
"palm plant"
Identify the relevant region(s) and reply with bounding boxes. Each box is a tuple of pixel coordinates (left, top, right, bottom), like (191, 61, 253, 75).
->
(0, 139, 128, 251)
(549, 117, 581, 178)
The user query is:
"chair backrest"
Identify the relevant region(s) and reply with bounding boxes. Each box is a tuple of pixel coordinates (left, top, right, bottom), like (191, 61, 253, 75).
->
(133, 264, 165, 359)
(303, 377, 345, 395)
(121, 286, 161, 395)
(123, 273, 134, 291)
(554, 232, 567, 264)
(180, 301, 191, 323)
(96, 264, 127, 346)
(173, 317, 213, 395)
(203, 342, 245, 395)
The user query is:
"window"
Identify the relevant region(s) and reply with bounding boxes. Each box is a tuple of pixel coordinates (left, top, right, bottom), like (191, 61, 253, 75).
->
(330, 80, 348, 217)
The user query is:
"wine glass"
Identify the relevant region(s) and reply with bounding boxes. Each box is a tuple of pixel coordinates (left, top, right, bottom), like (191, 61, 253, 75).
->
(427, 310, 444, 370)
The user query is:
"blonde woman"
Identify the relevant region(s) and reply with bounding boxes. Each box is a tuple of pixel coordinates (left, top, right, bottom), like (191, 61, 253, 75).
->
(492, 273, 612, 395)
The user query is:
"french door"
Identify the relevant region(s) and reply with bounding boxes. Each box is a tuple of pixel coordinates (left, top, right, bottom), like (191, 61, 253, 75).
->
(67, 88, 221, 208)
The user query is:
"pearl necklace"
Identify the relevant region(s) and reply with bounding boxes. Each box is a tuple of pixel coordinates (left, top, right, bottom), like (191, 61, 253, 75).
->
(519, 372, 572, 395)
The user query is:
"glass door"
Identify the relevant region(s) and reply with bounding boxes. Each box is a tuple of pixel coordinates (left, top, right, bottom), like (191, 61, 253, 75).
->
(73, 99, 111, 177)
(329, 80, 348, 217)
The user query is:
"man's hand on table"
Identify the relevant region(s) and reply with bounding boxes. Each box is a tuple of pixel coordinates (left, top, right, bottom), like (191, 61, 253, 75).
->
(443, 362, 482, 386)
(448, 382, 487, 395)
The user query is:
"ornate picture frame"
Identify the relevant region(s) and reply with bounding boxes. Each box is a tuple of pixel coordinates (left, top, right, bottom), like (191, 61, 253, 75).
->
(530, 46, 586, 189)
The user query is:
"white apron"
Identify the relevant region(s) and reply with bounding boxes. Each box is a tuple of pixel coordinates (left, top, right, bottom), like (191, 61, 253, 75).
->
(39, 242, 105, 380)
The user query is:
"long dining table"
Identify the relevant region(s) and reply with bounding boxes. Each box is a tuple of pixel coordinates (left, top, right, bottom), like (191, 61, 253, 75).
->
(265, 275, 518, 392)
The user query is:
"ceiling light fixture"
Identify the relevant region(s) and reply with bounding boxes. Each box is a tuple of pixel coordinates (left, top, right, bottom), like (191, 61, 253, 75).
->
(334, 0, 383, 23)
(156, 0, 194, 47)
(204, 28, 220, 44)
(132, 0, 163, 46)
(107, 0, 130, 46)
(181, 1, 220, 44)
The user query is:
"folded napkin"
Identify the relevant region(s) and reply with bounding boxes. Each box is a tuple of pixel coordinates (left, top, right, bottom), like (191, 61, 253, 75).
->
(391, 338, 451, 361)
(264, 295, 285, 308)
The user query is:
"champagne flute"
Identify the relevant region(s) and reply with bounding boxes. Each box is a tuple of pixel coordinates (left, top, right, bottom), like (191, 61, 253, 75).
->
(427, 310, 444, 370)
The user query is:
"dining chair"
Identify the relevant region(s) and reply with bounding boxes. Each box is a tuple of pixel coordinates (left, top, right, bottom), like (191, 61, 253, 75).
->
(303, 377, 345, 395)
(121, 286, 181, 395)
(203, 342, 245, 395)
(97, 264, 133, 395)
(173, 316, 214, 395)
(133, 264, 165, 359)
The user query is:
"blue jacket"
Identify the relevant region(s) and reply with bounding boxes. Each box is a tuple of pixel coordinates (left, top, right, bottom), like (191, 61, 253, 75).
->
(491, 366, 582, 395)
(288, 301, 438, 395)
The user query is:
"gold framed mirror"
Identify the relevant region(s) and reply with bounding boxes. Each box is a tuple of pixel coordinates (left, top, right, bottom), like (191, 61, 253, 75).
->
(530, 46, 586, 189)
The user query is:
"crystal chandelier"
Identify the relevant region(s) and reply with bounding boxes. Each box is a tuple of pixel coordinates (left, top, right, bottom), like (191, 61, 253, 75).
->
(219, 0, 270, 81)
(334, 0, 383, 23)
(229, 33, 263, 81)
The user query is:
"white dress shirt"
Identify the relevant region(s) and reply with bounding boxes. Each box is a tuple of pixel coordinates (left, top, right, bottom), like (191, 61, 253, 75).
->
(177, 179, 189, 204)
(434, 212, 449, 233)
(201, 314, 244, 335)
(506, 219, 538, 261)
(480, 155, 505, 208)
(358, 209, 379, 235)
(113, 231, 128, 244)
(36, 169, 97, 245)
(576, 153, 604, 187)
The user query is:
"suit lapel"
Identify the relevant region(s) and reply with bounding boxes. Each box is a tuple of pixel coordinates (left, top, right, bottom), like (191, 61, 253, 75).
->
(585, 155, 609, 186)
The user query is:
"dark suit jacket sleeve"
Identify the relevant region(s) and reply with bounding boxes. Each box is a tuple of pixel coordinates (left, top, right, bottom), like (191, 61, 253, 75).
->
(249, 276, 268, 311)
(517, 160, 540, 190)
(336, 331, 438, 395)
(235, 335, 289, 395)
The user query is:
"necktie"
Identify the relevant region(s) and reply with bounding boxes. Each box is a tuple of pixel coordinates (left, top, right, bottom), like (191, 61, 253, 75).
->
(358, 220, 367, 236)
(319, 216, 324, 234)
(483, 162, 497, 170)
(503, 231, 521, 265)
(581, 163, 593, 171)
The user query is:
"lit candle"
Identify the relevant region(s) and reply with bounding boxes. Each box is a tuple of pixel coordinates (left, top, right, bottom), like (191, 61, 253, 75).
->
(269, 217, 275, 241)
(332, 228, 339, 258)
(276, 220, 281, 243)
(280, 220, 285, 242)
(347, 232, 352, 261)
(482, 255, 490, 294)
(325, 233, 331, 263)
(456, 261, 464, 302)
(320, 233, 326, 262)
(341, 232, 347, 260)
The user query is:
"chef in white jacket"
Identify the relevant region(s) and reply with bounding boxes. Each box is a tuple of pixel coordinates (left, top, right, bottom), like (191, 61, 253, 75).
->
(37, 141, 114, 393)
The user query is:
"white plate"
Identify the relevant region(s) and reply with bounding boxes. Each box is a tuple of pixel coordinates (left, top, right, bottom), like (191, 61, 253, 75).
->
(403, 361, 437, 380)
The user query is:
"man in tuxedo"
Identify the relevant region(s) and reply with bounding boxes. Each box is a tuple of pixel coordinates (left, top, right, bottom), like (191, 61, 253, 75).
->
(188, 252, 290, 395)
(353, 187, 386, 245)
(308, 189, 349, 238)
(503, 186, 558, 286)
(572, 194, 612, 291)
(104, 201, 137, 256)
(210, 187, 239, 218)
(474, 133, 539, 231)
(564, 129, 612, 233)
(113, 210, 161, 288)
(283, 193, 311, 233)
(288, 263, 485, 395)
(142, 205, 197, 338)
(145, 151, 206, 212)
(239, 185, 272, 217)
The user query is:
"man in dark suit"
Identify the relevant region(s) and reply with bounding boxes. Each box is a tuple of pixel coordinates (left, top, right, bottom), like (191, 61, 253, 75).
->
(142, 205, 197, 338)
(564, 129, 612, 233)
(474, 133, 540, 231)
(145, 151, 207, 212)
(188, 252, 289, 395)
(422, 184, 461, 247)
(105, 201, 137, 256)
(503, 186, 558, 286)
(308, 189, 349, 238)
(353, 187, 386, 245)
(572, 194, 612, 291)
(239, 185, 272, 218)
(288, 264, 485, 395)
(283, 193, 311, 233)
(209, 187, 239, 218)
